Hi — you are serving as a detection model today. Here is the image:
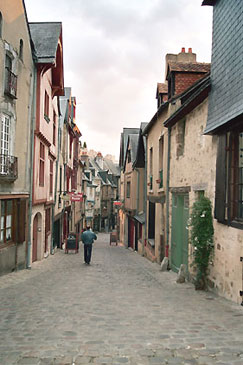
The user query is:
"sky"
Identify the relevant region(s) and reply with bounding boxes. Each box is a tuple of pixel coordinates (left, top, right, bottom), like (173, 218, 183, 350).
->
(24, 0, 213, 161)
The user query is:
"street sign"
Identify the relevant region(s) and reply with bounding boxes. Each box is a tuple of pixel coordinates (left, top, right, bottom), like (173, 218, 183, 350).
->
(114, 201, 122, 206)
(70, 193, 83, 202)
(61, 194, 70, 201)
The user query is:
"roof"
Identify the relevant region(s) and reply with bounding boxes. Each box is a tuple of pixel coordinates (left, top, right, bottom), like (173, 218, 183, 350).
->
(157, 83, 168, 94)
(119, 127, 140, 168)
(133, 131, 146, 169)
(103, 159, 120, 176)
(59, 88, 71, 128)
(142, 101, 169, 135)
(202, 0, 217, 5)
(134, 212, 145, 224)
(29, 22, 62, 63)
(129, 134, 139, 166)
(140, 123, 148, 133)
(164, 75, 211, 128)
(167, 61, 211, 78)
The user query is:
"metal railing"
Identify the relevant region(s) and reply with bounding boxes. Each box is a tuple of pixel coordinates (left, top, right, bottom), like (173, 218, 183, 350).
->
(0, 155, 18, 180)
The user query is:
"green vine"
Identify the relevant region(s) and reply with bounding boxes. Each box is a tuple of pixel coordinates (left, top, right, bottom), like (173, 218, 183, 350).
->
(189, 196, 214, 290)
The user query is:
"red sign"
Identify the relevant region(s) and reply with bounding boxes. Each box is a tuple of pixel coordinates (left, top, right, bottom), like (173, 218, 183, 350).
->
(114, 201, 122, 206)
(70, 193, 83, 202)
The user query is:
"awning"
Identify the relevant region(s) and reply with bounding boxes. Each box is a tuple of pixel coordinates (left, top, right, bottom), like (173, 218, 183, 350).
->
(134, 213, 145, 224)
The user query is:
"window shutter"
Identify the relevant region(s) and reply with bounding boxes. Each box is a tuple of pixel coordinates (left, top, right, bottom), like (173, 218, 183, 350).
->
(18, 199, 27, 243)
(215, 134, 226, 222)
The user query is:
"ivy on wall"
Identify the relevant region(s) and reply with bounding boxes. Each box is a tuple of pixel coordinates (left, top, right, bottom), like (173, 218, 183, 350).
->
(189, 196, 214, 290)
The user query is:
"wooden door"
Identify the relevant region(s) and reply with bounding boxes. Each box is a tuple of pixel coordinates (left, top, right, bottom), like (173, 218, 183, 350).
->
(171, 194, 189, 272)
(32, 214, 38, 262)
(128, 218, 134, 249)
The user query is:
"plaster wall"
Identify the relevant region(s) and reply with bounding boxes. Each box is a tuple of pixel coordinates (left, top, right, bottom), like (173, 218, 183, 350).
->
(146, 108, 168, 262)
(0, 0, 34, 194)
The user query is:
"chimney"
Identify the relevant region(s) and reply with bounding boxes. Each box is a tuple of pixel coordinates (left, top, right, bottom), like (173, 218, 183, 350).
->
(188, 47, 192, 53)
(181, 47, 185, 53)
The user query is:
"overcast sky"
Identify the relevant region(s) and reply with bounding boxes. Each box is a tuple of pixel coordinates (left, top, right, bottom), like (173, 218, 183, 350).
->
(24, 0, 213, 161)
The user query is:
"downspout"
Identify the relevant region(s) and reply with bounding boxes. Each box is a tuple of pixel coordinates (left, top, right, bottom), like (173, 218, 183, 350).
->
(165, 127, 171, 258)
(27, 67, 37, 269)
(144, 135, 147, 253)
(135, 168, 140, 212)
(51, 108, 61, 254)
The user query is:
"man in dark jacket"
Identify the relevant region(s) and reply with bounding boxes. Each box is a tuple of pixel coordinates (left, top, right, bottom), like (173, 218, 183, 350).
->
(81, 226, 97, 264)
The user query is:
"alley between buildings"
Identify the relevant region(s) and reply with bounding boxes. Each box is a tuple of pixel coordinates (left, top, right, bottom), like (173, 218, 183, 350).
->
(1, 233, 243, 365)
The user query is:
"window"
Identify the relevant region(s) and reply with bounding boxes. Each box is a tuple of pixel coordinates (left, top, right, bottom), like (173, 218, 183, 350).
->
(176, 119, 186, 158)
(149, 147, 153, 190)
(59, 167, 62, 193)
(53, 111, 56, 145)
(50, 160, 53, 194)
(126, 181, 131, 198)
(39, 142, 45, 186)
(0, 200, 13, 244)
(215, 128, 243, 227)
(148, 201, 155, 241)
(44, 91, 49, 121)
(19, 39, 23, 60)
(5, 54, 17, 98)
(0, 114, 10, 174)
(69, 134, 73, 159)
(159, 136, 164, 188)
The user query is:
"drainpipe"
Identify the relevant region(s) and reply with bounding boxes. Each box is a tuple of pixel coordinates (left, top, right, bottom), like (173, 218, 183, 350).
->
(135, 168, 140, 213)
(51, 112, 61, 254)
(144, 135, 147, 253)
(165, 127, 171, 258)
(27, 67, 37, 269)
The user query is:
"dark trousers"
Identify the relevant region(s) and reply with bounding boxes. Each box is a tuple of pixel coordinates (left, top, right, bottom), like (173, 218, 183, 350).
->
(84, 244, 92, 264)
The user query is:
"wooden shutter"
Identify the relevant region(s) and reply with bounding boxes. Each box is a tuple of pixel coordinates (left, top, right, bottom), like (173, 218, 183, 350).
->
(18, 199, 27, 243)
(215, 134, 227, 222)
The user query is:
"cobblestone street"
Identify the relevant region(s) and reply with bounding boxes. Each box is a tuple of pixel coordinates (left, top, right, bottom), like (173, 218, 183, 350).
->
(1, 233, 243, 365)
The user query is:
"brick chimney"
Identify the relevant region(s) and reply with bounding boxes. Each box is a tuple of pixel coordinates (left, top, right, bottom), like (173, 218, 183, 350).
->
(165, 48, 210, 99)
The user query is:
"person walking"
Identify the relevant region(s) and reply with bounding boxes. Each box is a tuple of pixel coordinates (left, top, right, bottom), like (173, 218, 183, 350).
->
(81, 226, 97, 264)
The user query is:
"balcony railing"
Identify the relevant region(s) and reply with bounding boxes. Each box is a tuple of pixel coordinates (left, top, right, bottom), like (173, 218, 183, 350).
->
(0, 155, 18, 181)
(5, 68, 17, 99)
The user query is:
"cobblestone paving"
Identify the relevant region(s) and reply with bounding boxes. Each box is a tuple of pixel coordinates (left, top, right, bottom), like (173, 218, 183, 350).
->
(1, 233, 243, 365)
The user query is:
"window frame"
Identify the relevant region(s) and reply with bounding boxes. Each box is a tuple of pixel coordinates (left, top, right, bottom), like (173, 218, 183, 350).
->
(126, 181, 131, 198)
(215, 128, 243, 229)
(50, 159, 53, 194)
(39, 142, 45, 186)
(0, 199, 14, 245)
(44, 91, 50, 122)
